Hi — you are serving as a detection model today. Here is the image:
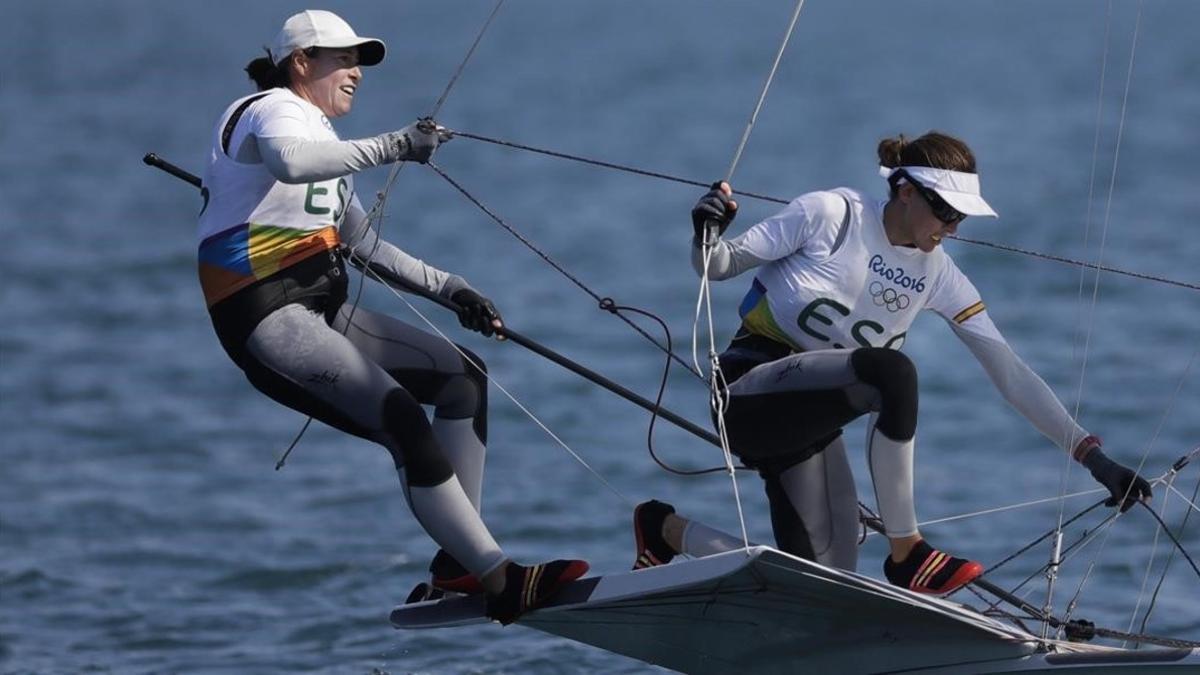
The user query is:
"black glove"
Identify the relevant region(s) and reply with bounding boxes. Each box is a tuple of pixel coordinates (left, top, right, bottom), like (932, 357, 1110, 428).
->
(1081, 446, 1152, 513)
(421, 117, 455, 143)
(691, 181, 738, 244)
(393, 117, 448, 163)
(451, 288, 502, 337)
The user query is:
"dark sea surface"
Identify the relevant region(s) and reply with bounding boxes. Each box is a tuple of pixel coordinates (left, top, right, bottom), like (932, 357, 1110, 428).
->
(2, 1, 1198, 672)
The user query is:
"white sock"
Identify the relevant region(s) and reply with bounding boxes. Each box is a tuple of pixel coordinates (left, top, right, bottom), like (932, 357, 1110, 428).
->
(865, 416, 918, 538)
(401, 470, 506, 577)
(432, 417, 485, 513)
(681, 519, 749, 557)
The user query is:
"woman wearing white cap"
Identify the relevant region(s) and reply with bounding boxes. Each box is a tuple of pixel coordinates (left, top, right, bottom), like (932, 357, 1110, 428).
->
(629, 131, 1151, 595)
(197, 10, 586, 624)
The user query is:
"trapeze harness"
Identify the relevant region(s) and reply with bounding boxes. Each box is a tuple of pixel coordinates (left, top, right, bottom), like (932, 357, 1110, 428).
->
(196, 88, 505, 579)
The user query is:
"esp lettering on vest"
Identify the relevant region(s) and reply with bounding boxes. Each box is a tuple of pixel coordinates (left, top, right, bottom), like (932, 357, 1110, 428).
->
(796, 297, 906, 350)
(304, 178, 350, 220)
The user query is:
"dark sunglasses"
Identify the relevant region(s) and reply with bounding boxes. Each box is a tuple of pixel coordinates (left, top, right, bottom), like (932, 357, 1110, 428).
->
(893, 170, 966, 224)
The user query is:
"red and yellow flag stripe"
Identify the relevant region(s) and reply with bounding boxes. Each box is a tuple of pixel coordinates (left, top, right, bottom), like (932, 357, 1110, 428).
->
(953, 301, 986, 324)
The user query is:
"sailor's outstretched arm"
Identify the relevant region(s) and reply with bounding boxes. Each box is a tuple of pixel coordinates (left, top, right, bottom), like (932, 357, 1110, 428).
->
(251, 119, 441, 183)
(926, 257, 1088, 452)
(340, 196, 472, 300)
(948, 315, 1152, 510)
(947, 315, 1089, 452)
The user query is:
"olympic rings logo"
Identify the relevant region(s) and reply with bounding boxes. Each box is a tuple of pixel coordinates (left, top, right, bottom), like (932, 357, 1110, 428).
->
(870, 281, 910, 312)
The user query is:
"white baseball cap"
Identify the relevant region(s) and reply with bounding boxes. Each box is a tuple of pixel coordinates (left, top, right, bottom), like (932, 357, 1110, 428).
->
(269, 10, 386, 67)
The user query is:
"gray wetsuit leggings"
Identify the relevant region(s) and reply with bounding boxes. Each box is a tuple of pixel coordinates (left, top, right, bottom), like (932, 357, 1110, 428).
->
(701, 337, 923, 570)
(236, 301, 507, 578)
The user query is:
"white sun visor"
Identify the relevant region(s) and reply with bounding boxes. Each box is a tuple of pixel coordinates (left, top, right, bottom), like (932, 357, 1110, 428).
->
(879, 165, 998, 218)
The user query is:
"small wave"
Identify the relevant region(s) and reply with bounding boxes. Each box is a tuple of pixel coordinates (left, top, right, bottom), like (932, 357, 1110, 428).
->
(0, 567, 79, 601)
(207, 562, 355, 592)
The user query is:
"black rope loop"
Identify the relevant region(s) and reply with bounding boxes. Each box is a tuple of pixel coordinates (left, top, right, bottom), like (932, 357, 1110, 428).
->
(421, 161, 763, 476)
(425, 160, 705, 381)
(598, 297, 741, 476)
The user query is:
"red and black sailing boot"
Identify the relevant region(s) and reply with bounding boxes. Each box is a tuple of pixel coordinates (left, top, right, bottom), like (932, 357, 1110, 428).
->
(884, 539, 983, 595)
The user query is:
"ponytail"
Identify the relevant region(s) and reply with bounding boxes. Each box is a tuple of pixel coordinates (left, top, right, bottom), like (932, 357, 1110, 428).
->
(244, 50, 289, 91)
(877, 134, 909, 171)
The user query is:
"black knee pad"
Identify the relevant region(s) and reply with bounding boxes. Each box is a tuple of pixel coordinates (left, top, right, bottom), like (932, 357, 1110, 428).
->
(460, 346, 488, 443)
(850, 347, 918, 441)
(383, 388, 453, 487)
(432, 346, 489, 443)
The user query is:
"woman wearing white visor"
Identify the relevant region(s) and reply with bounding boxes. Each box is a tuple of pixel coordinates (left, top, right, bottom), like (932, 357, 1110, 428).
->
(630, 131, 1150, 595)
(198, 10, 586, 624)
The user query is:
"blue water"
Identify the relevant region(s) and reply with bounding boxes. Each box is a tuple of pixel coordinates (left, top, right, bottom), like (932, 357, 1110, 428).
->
(2, 1, 1198, 672)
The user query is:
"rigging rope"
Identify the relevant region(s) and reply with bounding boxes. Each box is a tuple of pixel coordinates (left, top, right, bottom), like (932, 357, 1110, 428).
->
(988, 457, 1200, 607)
(1164, 481, 1200, 514)
(452, 130, 1200, 293)
(600, 298, 740, 476)
(426, 152, 757, 486)
(1053, 0, 1147, 632)
(995, 511, 1120, 610)
(985, 501, 1108, 578)
(950, 493, 1200, 650)
(875, 490, 1105, 543)
(1124, 350, 1200, 635)
(1126, 470, 1180, 641)
(1057, 0, 1114, 486)
(424, 161, 706, 381)
(946, 451, 1199, 604)
(1136, 469, 1200, 645)
(695, 0, 809, 552)
(427, 0, 506, 118)
(723, 0, 807, 183)
(694, 238, 749, 548)
(1134, 499, 1200, 580)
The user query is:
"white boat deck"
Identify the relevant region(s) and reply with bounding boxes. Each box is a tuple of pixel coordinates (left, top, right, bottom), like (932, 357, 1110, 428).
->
(391, 546, 1200, 673)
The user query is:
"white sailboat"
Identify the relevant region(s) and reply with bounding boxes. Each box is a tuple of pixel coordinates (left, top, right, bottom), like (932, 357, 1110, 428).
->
(391, 546, 1200, 673)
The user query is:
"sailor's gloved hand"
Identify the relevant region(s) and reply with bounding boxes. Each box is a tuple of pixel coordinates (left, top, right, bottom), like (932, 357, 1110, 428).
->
(691, 181, 738, 244)
(1081, 444, 1152, 513)
(451, 288, 503, 338)
(421, 117, 454, 143)
(393, 118, 449, 163)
